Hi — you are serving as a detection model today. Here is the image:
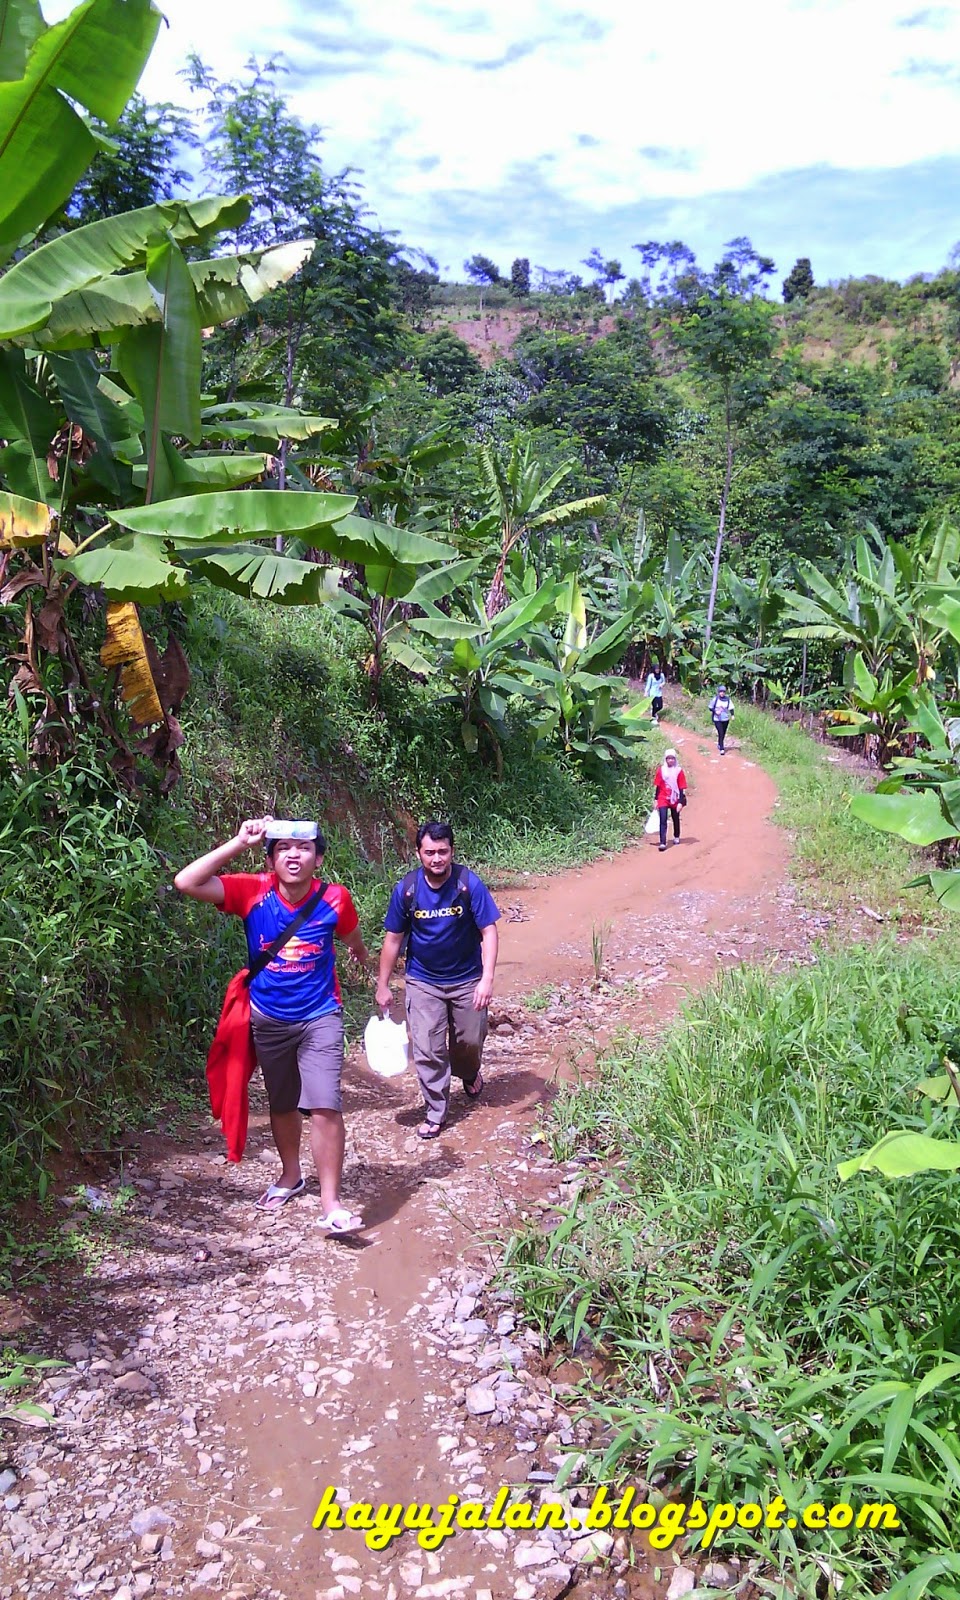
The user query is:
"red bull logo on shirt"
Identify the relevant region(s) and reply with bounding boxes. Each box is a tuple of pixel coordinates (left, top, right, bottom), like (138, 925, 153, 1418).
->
(263, 935, 326, 968)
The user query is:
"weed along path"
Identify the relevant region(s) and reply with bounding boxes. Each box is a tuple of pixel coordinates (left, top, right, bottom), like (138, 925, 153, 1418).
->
(4, 726, 814, 1600)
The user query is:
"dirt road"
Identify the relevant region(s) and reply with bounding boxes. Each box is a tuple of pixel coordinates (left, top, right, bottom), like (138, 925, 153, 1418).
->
(2, 726, 809, 1600)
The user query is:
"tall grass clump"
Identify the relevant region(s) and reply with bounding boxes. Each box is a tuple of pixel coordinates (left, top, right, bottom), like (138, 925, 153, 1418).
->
(0, 709, 224, 1203)
(504, 940, 960, 1595)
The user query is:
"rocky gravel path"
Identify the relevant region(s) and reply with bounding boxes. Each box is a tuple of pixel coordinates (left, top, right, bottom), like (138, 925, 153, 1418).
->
(1, 727, 843, 1600)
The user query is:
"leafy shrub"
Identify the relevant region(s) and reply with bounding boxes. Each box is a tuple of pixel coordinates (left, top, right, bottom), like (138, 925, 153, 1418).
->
(0, 708, 222, 1199)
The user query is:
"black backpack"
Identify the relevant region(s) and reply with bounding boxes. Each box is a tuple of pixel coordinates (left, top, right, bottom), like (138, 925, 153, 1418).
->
(398, 864, 474, 958)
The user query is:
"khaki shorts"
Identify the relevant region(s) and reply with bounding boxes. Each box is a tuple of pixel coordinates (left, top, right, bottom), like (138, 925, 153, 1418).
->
(250, 1009, 344, 1114)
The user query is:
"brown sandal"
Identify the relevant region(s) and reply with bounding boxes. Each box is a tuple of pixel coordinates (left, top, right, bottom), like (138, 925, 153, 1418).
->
(417, 1120, 443, 1139)
(464, 1071, 484, 1099)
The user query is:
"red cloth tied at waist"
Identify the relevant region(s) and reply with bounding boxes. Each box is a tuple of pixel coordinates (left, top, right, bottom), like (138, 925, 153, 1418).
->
(205, 969, 257, 1163)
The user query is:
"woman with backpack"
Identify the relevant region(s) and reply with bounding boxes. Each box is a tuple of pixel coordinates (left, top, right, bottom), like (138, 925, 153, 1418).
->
(709, 685, 734, 753)
(644, 661, 666, 725)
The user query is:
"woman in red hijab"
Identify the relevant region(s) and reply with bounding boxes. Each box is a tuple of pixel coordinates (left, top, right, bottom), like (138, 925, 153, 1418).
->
(653, 748, 687, 852)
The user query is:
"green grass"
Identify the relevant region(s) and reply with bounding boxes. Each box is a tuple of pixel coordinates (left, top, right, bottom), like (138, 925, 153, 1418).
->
(504, 939, 960, 1595)
(733, 704, 936, 919)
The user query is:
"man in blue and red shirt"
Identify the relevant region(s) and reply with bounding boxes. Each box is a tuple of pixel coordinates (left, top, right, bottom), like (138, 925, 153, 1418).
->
(175, 816, 369, 1230)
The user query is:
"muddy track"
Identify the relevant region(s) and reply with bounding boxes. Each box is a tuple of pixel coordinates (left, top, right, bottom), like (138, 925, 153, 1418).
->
(3, 726, 819, 1600)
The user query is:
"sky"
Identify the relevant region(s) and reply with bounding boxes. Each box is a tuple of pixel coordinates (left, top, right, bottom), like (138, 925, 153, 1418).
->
(115, 0, 960, 286)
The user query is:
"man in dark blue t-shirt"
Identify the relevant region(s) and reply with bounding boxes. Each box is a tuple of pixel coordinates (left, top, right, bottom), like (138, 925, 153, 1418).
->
(377, 820, 500, 1139)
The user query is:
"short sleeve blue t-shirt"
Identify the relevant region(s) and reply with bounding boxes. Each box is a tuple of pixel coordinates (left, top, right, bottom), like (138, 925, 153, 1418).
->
(218, 873, 358, 1022)
(383, 865, 500, 985)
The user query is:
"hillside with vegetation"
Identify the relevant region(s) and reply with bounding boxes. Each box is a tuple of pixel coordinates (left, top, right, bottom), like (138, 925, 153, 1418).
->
(6, 9, 960, 1597)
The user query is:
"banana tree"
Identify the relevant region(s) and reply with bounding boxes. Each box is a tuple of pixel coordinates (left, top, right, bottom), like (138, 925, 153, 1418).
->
(331, 551, 479, 695)
(0, 177, 332, 782)
(411, 577, 560, 757)
(850, 688, 960, 908)
(522, 574, 652, 764)
(828, 652, 918, 766)
(783, 522, 960, 683)
(471, 438, 606, 617)
(720, 558, 790, 699)
(639, 532, 709, 674)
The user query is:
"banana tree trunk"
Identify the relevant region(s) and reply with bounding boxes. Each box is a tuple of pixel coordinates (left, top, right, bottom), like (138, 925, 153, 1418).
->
(485, 554, 508, 619)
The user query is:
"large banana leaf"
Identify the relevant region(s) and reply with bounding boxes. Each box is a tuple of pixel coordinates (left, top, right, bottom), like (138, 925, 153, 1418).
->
(116, 237, 201, 502)
(0, 487, 53, 547)
(527, 494, 607, 530)
(410, 611, 488, 641)
(0, 1, 44, 81)
(132, 445, 267, 494)
(488, 579, 559, 652)
(187, 547, 341, 605)
(199, 400, 334, 443)
(384, 629, 437, 677)
(582, 610, 639, 673)
(404, 556, 482, 607)
(905, 869, 960, 912)
(0, 197, 251, 338)
(0, 348, 59, 500)
(64, 539, 190, 601)
(109, 489, 358, 543)
(0, 0, 161, 246)
(328, 514, 457, 565)
(20, 241, 314, 350)
(849, 789, 960, 846)
(839, 1130, 960, 1181)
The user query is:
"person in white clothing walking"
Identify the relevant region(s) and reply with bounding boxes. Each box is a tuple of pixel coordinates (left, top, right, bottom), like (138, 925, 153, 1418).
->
(709, 686, 734, 753)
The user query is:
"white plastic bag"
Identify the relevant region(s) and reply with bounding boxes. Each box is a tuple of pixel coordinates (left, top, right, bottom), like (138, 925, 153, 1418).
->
(363, 1014, 409, 1078)
(644, 808, 660, 836)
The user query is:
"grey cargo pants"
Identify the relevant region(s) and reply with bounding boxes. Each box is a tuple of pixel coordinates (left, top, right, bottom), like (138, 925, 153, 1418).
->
(404, 977, 487, 1127)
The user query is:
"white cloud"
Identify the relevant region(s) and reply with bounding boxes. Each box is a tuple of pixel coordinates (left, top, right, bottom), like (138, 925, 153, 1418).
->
(46, 0, 960, 275)
(133, 0, 960, 190)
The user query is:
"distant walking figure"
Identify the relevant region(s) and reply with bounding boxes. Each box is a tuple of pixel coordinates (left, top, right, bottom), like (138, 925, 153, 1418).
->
(709, 686, 734, 753)
(653, 748, 687, 851)
(644, 662, 666, 724)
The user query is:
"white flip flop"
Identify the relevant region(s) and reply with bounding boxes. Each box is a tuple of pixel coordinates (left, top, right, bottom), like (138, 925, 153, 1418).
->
(318, 1207, 364, 1235)
(255, 1177, 306, 1210)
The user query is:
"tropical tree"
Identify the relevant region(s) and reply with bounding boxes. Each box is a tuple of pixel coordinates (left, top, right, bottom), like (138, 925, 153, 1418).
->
(674, 282, 776, 644)
(471, 438, 606, 616)
(782, 257, 814, 303)
(510, 257, 531, 298)
(523, 574, 651, 766)
(66, 92, 194, 223)
(184, 56, 404, 428)
(464, 254, 502, 314)
(785, 517, 960, 687)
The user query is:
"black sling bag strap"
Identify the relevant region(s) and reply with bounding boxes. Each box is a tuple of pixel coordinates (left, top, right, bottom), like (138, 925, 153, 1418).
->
(243, 881, 329, 988)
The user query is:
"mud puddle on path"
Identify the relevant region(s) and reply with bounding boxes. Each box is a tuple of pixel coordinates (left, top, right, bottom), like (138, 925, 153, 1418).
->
(3, 727, 813, 1600)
